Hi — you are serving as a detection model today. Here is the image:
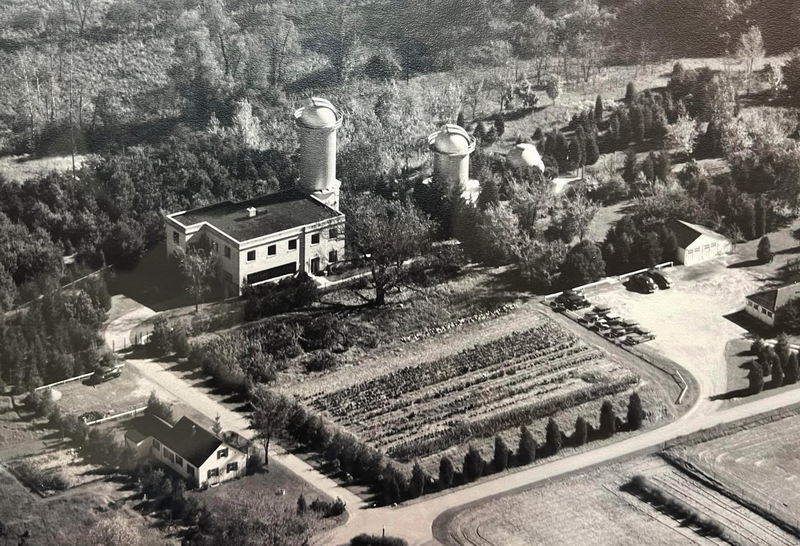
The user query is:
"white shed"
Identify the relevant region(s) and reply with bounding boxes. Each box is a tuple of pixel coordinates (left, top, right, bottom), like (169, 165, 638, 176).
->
(670, 219, 732, 266)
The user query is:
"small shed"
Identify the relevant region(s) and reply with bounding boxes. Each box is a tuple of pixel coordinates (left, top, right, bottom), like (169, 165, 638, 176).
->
(670, 219, 732, 266)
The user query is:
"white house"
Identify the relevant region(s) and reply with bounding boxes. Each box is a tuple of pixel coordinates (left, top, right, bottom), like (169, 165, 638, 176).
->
(125, 415, 247, 488)
(670, 219, 732, 266)
(165, 98, 346, 296)
(745, 282, 800, 327)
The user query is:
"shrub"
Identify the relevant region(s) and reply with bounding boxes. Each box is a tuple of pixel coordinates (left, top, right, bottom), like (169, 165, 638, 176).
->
(145, 391, 174, 424)
(600, 400, 616, 438)
(786, 352, 799, 384)
(545, 418, 561, 455)
(748, 364, 764, 394)
(409, 461, 426, 498)
(573, 416, 588, 446)
(148, 316, 173, 357)
(438, 456, 455, 488)
(757, 236, 772, 263)
(517, 426, 537, 464)
(243, 273, 318, 321)
(772, 358, 785, 388)
(306, 351, 340, 372)
(310, 497, 346, 518)
(350, 534, 408, 546)
(14, 461, 69, 492)
(627, 392, 644, 430)
(462, 445, 485, 482)
(493, 436, 510, 472)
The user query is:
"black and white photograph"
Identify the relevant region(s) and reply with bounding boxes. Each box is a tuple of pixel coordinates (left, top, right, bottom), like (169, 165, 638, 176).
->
(1, 0, 800, 544)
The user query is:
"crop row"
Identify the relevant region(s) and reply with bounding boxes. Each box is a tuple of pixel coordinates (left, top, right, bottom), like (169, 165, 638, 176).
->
(398, 303, 520, 343)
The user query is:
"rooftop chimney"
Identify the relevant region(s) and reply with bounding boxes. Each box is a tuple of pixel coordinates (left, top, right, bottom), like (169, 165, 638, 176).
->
(247, 207, 257, 218)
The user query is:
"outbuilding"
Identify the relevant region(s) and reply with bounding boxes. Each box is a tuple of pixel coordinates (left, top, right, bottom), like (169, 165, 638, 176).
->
(670, 219, 732, 266)
(744, 282, 800, 327)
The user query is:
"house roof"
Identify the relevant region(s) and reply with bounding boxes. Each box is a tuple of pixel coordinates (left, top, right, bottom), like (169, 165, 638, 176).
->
(170, 189, 343, 243)
(126, 414, 230, 468)
(670, 219, 729, 249)
(746, 282, 800, 312)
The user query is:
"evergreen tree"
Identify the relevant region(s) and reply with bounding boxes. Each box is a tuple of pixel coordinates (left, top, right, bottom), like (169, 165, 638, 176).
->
(595, 95, 604, 121)
(757, 236, 772, 263)
(438, 456, 455, 488)
(493, 436, 510, 472)
(584, 132, 600, 166)
(754, 197, 766, 237)
(494, 116, 506, 138)
(456, 111, 466, 128)
(627, 392, 644, 430)
(748, 364, 764, 394)
(573, 416, 588, 446)
(609, 114, 621, 147)
(211, 414, 222, 436)
(409, 461, 426, 498)
(772, 358, 785, 388)
(625, 82, 637, 104)
(599, 400, 616, 438)
(545, 418, 562, 455)
(623, 148, 638, 184)
(568, 138, 584, 174)
(618, 110, 632, 146)
(517, 426, 537, 464)
(630, 105, 645, 143)
(641, 154, 655, 182)
(786, 352, 799, 384)
(654, 152, 671, 182)
(553, 130, 570, 173)
(463, 445, 485, 482)
(741, 201, 757, 240)
(659, 226, 679, 262)
(559, 241, 606, 287)
(297, 494, 307, 515)
(477, 176, 500, 211)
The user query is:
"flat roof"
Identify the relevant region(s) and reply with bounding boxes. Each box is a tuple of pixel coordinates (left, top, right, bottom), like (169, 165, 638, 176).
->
(171, 189, 343, 243)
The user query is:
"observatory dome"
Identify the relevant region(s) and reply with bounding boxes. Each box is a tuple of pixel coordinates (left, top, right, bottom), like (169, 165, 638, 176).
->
(507, 143, 546, 172)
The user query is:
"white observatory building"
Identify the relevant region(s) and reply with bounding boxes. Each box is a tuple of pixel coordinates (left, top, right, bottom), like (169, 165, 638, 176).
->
(427, 124, 481, 204)
(507, 142, 546, 173)
(165, 97, 346, 296)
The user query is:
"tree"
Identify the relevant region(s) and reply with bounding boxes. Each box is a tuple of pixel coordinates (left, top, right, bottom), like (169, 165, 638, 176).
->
(297, 494, 307, 515)
(559, 240, 606, 288)
(147, 315, 173, 356)
(494, 116, 505, 139)
(595, 95, 604, 122)
(409, 461, 426, 498)
(666, 116, 698, 158)
(438, 456, 455, 488)
(757, 236, 772, 263)
(584, 132, 600, 166)
(573, 416, 588, 446)
(736, 26, 765, 96)
(212, 413, 222, 436)
(249, 387, 293, 466)
(493, 436, 510, 472)
(546, 76, 562, 105)
(462, 445, 485, 482)
(344, 194, 433, 306)
(545, 418, 561, 455)
(174, 239, 217, 312)
(772, 358, 785, 388)
(477, 176, 500, 211)
(145, 391, 174, 423)
(517, 426, 537, 465)
(627, 392, 644, 430)
(625, 81, 637, 104)
(748, 364, 764, 395)
(786, 352, 799, 384)
(599, 400, 616, 438)
(754, 197, 767, 238)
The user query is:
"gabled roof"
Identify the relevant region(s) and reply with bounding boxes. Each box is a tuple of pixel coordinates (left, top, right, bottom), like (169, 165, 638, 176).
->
(670, 219, 729, 249)
(169, 189, 343, 243)
(746, 282, 800, 312)
(126, 414, 233, 468)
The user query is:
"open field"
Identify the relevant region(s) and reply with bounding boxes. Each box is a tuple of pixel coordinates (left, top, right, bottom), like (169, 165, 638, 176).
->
(299, 312, 658, 473)
(0, 154, 91, 183)
(670, 413, 800, 530)
(443, 454, 795, 546)
(53, 365, 166, 417)
(8, 444, 104, 492)
(0, 394, 47, 452)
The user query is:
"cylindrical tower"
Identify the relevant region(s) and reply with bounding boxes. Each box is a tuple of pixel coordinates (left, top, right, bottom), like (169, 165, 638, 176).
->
(507, 142, 546, 173)
(428, 124, 476, 190)
(294, 97, 343, 210)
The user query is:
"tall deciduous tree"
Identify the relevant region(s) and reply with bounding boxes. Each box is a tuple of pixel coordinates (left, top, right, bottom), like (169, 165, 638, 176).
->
(736, 26, 765, 96)
(249, 387, 294, 467)
(174, 239, 217, 312)
(344, 194, 433, 306)
(559, 240, 606, 288)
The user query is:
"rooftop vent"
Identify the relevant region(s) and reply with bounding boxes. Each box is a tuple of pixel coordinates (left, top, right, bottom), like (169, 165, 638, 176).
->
(247, 207, 257, 218)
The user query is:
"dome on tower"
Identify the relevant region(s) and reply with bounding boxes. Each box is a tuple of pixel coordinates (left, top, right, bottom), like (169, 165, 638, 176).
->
(507, 143, 546, 172)
(295, 97, 339, 129)
(430, 124, 475, 155)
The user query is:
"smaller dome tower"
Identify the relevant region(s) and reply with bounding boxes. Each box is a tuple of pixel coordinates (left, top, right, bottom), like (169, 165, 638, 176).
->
(429, 124, 476, 191)
(294, 98, 343, 210)
(507, 143, 546, 173)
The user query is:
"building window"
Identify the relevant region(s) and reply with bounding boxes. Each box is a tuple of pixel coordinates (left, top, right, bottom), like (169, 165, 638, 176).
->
(208, 468, 219, 478)
(267, 244, 276, 256)
(311, 233, 320, 245)
(217, 448, 228, 459)
(224, 246, 231, 259)
(186, 465, 194, 476)
(175, 455, 183, 466)
(288, 239, 297, 250)
(152, 439, 161, 451)
(247, 250, 256, 262)
(227, 462, 239, 473)
(329, 250, 338, 263)
(762, 308, 767, 315)
(211, 241, 219, 252)
(329, 227, 338, 238)
(768, 311, 774, 318)
(173, 231, 180, 245)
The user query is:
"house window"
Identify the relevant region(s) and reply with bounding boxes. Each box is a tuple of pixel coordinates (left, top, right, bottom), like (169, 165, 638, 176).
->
(207, 468, 219, 478)
(288, 239, 297, 251)
(217, 448, 228, 459)
(211, 241, 219, 252)
(267, 244, 276, 256)
(762, 308, 767, 315)
(186, 465, 194, 476)
(175, 455, 183, 466)
(329, 250, 338, 263)
(224, 246, 231, 259)
(173, 231, 180, 245)
(227, 462, 239, 473)
(311, 233, 320, 245)
(247, 250, 256, 262)
(152, 439, 161, 451)
(768, 311, 774, 318)
(329, 227, 338, 238)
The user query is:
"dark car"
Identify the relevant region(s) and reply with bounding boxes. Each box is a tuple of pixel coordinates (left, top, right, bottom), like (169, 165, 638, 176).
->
(646, 269, 672, 289)
(629, 273, 656, 294)
(90, 365, 122, 385)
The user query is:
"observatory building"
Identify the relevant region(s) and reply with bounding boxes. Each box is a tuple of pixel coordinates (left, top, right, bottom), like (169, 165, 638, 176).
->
(165, 98, 346, 296)
(507, 142, 546, 173)
(426, 124, 481, 204)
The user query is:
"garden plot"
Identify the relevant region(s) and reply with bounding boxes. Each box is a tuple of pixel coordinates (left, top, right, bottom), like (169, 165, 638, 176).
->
(9, 445, 105, 493)
(306, 318, 639, 464)
(671, 413, 800, 529)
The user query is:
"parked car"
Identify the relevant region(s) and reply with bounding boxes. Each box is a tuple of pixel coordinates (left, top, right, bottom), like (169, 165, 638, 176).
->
(622, 318, 639, 329)
(79, 411, 105, 423)
(593, 304, 611, 315)
(90, 365, 121, 385)
(565, 296, 590, 311)
(629, 274, 656, 294)
(646, 269, 672, 289)
(577, 315, 594, 327)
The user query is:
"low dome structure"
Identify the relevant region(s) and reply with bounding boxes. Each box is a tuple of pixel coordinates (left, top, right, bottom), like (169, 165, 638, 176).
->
(295, 97, 340, 129)
(507, 143, 546, 172)
(430, 124, 475, 155)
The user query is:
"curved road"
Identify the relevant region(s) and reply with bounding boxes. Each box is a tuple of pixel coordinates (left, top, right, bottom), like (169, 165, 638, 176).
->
(105, 295, 800, 546)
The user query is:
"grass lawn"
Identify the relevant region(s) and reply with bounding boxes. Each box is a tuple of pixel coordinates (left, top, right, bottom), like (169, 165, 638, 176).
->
(0, 154, 91, 183)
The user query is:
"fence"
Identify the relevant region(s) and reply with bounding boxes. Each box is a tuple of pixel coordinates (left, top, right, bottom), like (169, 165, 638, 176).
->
(85, 405, 147, 426)
(543, 262, 674, 302)
(33, 364, 126, 392)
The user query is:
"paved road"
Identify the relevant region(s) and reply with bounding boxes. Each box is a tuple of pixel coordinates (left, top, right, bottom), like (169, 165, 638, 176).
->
(106, 295, 800, 546)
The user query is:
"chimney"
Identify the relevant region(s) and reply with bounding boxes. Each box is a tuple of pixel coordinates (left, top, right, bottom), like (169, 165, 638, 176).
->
(294, 97, 342, 211)
(247, 207, 257, 218)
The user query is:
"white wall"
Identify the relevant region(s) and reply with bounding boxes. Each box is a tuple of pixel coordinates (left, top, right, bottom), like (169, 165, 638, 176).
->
(198, 445, 247, 487)
(745, 299, 775, 326)
(681, 235, 730, 265)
